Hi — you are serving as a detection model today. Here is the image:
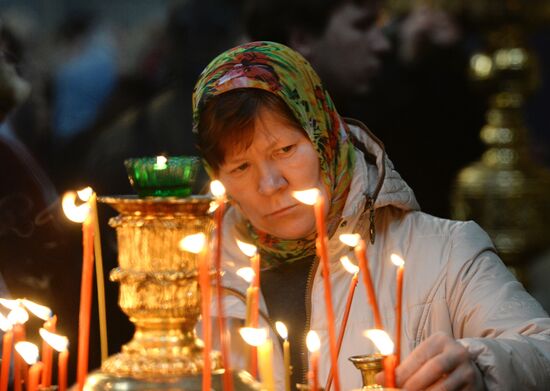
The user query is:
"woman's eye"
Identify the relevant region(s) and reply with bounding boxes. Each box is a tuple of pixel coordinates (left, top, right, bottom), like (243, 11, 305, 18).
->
(231, 163, 249, 174)
(276, 144, 296, 156)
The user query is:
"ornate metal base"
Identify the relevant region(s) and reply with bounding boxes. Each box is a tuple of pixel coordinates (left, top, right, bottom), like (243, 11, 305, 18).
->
(84, 369, 261, 390)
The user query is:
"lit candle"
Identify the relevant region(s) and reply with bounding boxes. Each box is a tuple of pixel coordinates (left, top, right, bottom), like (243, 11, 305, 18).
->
(235, 267, 255, 326)
(180, 233, 212, 391)
(275, 321, 291, 391)
(210, 180, 233, 391)
(239, 327, 273, 391)
(62, 187, 94, 390)
(0, 314, 12, 391)
(22, 299, 55, 387)
(306, 330, 321, 391)
(391, 254, 405, 365)
(7, 305, 29, 391)
(365, 329, 396, 387)
(236, 240, 260, 379)
(326, 256, 359, 391)
(293, 189, 341, 391)
(14, 341, 42, 391)
(339, 234, 382, 329)
(90, 192, 109, 364)
(39, 328, 69, 391)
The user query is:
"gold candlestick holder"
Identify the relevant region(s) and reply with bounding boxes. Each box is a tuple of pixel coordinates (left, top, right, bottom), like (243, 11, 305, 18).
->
(84, 195, 259, 390)
(349, 354, 384, 389)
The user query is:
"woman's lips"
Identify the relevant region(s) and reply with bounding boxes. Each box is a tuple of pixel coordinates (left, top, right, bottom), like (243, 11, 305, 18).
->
(265, 204, 298, 217)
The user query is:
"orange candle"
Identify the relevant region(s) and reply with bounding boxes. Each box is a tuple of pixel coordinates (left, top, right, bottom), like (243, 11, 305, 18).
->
(326, 258, 359, 391)
(77, 217, 95, 390)
(0, 328, 12, 391)
(27, 362, 43, 391)
(383, 354, 397, 387)
(313, 195, 341, 391)
(199, 242, 212, 391)
(211, 180, 233, 391)
(41, 315, 57, 387)
(391, 254, 405, 365)
(58, 349, 69, 391)
(306, 331, 320, 391)
(355, 239, 383, 329)
(12, 324, 25, 391)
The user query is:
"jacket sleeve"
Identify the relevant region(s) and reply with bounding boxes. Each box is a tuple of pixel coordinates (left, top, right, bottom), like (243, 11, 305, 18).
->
(445, 221, 550, 390)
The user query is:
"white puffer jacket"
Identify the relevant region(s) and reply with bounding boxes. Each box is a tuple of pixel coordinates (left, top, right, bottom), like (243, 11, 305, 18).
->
(214, 120, 550, 390)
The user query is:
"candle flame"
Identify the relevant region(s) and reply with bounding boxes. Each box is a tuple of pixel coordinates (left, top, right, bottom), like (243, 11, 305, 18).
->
(236, 239, 257, 257)
(390, 254, 405, 267)
(179, 233, 206, 254)
(340, 256, 359, 274)
(208, 201, 219, 213)
(0, 298, 20, 310)
(154, 156, 168, 170)
(39, 328, 69, 352)
(291, 188, 320, 205)
(306, 330, 321, 352)
(210, 180, 226, 198)
(76, 187, 93, 202)
(7, 306, 29, 325)
(22, 299, 52, 320)
(239, 327, 268, 347)
(62, 190, 91, 223)
(236, 267, 255, 283)
(275, 321, 288, 340)
(364, 329, 394, 355)
(339, 233, 361, 247)
(0, 313, 12, 332)
(15, 341, 39, 365)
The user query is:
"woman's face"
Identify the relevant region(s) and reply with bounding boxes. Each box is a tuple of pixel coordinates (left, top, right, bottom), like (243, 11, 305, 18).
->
(218, 108, 329, 240)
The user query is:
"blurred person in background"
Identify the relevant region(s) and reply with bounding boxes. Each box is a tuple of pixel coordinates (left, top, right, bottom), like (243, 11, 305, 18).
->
(244, 0, 485, 218)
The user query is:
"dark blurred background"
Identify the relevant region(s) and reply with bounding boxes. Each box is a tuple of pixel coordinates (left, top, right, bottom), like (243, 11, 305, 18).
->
(0, 0, 548, 386)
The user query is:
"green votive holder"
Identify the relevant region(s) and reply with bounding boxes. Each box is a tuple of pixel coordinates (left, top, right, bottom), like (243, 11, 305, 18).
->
(124, 156, 201, 198)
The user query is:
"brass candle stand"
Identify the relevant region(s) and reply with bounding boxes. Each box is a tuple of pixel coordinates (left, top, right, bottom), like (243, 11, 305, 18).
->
(349, 354, 384, 389)
(84, 195, 259, 390)
(388, 0, 550, 282)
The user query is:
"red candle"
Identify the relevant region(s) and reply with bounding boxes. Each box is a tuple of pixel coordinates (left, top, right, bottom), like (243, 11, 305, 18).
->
(12, 323, 25, 391)
(383, 354, 397, 387)
(250, 253, 260, 378)
(391, 254, 405, 365)
(0, 329, 12, 391)
(77, 217, 95, 390)
(326, 266, 358, 391)
(215, 202, 233, 390)
(306, 331, 320, 391)
(312, 194, 341, 391)
(41, 315, 57, 387)
(355, 239, 383, 329)
(27, 362, 43, 391)
(58, 349, 69, 391)
(199, 241, 212, 391)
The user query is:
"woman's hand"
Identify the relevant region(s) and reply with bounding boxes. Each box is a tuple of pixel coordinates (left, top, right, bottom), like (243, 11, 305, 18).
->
(376, 332, 485, 390)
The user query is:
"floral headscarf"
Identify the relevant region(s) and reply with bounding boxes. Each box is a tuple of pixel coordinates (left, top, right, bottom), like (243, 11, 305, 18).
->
(192, 41, 355, 266)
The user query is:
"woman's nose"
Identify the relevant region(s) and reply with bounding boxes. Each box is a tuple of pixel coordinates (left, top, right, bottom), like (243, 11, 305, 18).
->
(257, 164, 287, 196)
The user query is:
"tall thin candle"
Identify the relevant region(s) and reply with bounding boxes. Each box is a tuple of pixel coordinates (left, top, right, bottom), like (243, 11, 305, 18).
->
(355, 239, 382, 329)
(326, 256, 359, 391)
(14, 342, 40, 391)
(39, 329, 70, 391)
(391, 254, 405, 365)
(293, 189, 341, 391)
(62, 188, 94, 391)
(236, 240, 260, 379)
(41, 315, 56, 387)
(306, 331, 320, 391)
(365, 329, 396, 388)
(180, 233, 212, 391)
(58, 349, 69, 391)
(8, 306, 28, 391)
(275, 321, 291, 391)
(210, 180, 233, 391)
(0, 315, 12, 391)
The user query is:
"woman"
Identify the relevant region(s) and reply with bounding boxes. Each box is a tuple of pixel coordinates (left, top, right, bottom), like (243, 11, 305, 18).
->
(192, 41, 550, 390)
